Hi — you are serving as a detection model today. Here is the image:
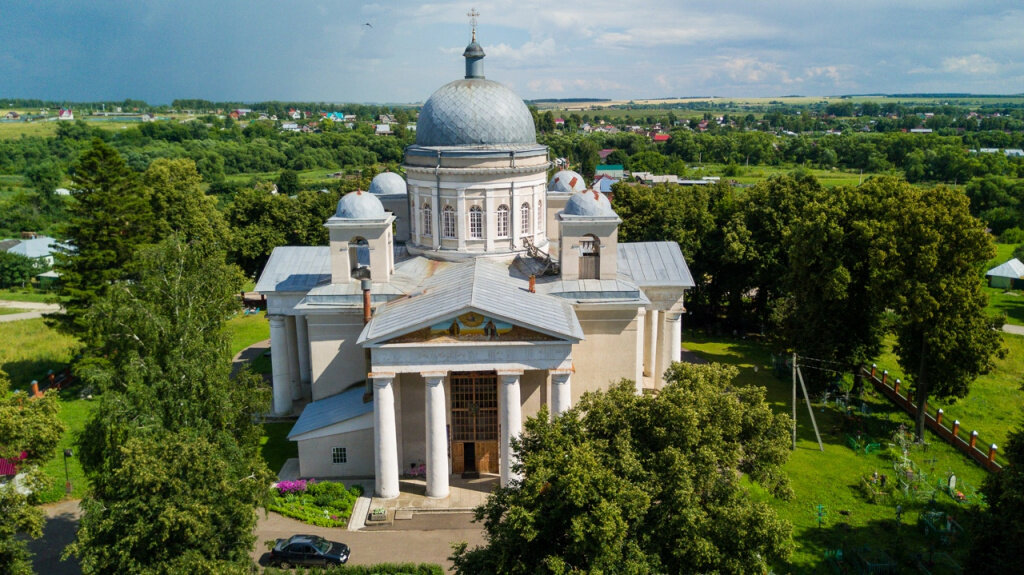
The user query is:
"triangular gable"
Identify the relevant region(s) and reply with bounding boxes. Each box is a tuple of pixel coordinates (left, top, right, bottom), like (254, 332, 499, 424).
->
(386, 310, 562, 344)
(357, 259, 583, 346)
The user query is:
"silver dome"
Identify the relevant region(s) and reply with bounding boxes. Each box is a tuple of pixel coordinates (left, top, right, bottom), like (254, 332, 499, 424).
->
(368, 172, 406, 195)
(335, 190, 386, 219)
(415, 78, 537, 147)
(548, 170, 587, 193)
(564, 190, 617, 217)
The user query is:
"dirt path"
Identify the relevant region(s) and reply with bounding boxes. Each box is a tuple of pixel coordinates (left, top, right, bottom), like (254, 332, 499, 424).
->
(0, 299, 61, 322)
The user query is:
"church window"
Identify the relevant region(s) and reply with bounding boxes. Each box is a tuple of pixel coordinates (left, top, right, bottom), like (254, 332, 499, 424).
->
(580, 234, 600, 279)
(442, 205, 456, 238)
(332, 447, 347, 464)
(537, 199, 543, 232)
(520, 202, 530, 235)
(422, 203, 432, 236)
(496, 204, 510, 238)
(469, 205, 483, 239)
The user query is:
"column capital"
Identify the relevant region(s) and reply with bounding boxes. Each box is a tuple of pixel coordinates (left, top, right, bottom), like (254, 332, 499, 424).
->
(550, 370, 572, 384)
(421, 370, 447, 379)
(267, 314, 286, 326)
(497, 370, 523, 384)
(636, 307, 647, 317)
(370, 372, 395, 387)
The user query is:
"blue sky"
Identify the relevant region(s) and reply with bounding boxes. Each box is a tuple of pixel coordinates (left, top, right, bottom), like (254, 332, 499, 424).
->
(1, 1, 1021, 104)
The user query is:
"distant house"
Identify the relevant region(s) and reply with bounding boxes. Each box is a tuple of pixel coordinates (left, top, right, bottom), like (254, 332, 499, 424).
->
(591, 174, 620, 193)
(375, 124, 392, 135)
(289, 108, 302, 120)
(281, 122, 300, 131)
(909, 128, 932, 134)
(986, 258, 1024, 289)
(58, 108, 74, 121)
(141, 113, 157, 122)
(3, 111, 20, 120)
(54, 188, 71, 196)
(598, 149, 616, 161)
(652, 133, 671, 143)
(554, 117, 564, 127)
(379, 114, 397, 124)
(229, 111, 240, 120)
(3, 235, 68, 267)
(632, 172, 680, 185)
(595, 164, 625, 179)
(1005, 149, 1024, 158)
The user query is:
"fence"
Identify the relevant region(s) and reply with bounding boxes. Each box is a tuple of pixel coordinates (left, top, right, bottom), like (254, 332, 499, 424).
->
(861, 365, 1004, 472)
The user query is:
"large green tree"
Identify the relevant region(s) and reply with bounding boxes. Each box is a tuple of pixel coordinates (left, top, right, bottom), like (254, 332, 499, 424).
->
(142, 158, 230, 247)
(68, 237, 272, 574)
(891, 182, 1005, 440)
(452, 363, 793, 574)
(54, 138, 156, 333)
(0, 370, 65, 575)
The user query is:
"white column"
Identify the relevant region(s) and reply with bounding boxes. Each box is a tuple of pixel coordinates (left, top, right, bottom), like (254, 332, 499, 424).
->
(499, 370, 523, 487)
(550, 370, 572, 417)
(431, 194, 440, 251)
(423, 372, 449, 499)
(647, 308, 659, 379)
(268, 315, 293, 416)
(669, 312, 682, 364)
(373, 374, 400, 499)
(295, 315, 312, 398)
(284, 315, 301, 401)
(634, 308, 645, 395)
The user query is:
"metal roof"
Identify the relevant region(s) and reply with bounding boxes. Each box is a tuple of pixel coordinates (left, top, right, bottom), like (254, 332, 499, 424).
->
(415, 78, 536, 147)
(537, 277, 648, 303)
(987, 258, 1024, 279)
(358, 258, 583, 345)
(254, 246, 331, 293)
(6, 236, 66, 259)
(288, 386, 372, 439)
(617, 242, 695, 288)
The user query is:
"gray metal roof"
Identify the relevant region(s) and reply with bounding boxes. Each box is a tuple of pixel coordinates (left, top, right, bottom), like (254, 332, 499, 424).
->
(358, 258, 583, 345)
(987, 258, 1024, 279)
(617, 242, 695, 287)
(415, 78, 536, 147)
(537, 277, 648, 303)
(368, 172, 407, 196)
(288, 386, 372, 439)
(254, 246, 331, 293)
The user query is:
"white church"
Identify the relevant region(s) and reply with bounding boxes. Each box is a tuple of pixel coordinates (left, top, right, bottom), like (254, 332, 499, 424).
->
(255, 28, 694, 500)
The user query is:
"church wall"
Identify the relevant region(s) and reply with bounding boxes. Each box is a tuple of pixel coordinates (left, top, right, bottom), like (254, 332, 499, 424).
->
(572, 307, 641, 400)
(398, 372, 427, 474)
(520, 370, 545, 418)
(379, 195, 410, 242)
(296, 428, 374, 479)
(306, 313, 367, 399)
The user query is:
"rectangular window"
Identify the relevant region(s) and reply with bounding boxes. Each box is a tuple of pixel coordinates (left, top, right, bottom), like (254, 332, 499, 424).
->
(332, 447, 347, 464)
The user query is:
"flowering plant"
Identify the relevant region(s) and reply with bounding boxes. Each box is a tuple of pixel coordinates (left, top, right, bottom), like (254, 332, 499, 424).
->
(276, 479, 315, 495)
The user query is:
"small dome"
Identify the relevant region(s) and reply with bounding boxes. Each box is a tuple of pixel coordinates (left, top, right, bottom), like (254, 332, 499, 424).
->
(368, 172, 406, 195)
(564, 189, 617, 217)
(548, 170, 587, 193)
(335, 190, 386, 219)
(415, 78, 537, 147)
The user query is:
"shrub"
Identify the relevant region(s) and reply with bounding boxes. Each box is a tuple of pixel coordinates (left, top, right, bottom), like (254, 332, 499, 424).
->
(264, 563, 443, 575)
(999, 227, 1024, 243)
(267, 480, 364, 528)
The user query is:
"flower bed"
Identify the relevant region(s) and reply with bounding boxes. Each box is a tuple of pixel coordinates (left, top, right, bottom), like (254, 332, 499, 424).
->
(268, 479, 364, 528)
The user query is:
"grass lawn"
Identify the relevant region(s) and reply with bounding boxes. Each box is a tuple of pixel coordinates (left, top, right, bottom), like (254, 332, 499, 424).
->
(0, 318, 81, 389)
(0, 287, 63, 304)
(985, 243, 1022, 326)
(226, 311, 270, 356)
(0, 307, 29, 315)
(261, 422, 298, 477)
(684, 331, 990, 573)
(35, 391, 97, 502)
(875, 332, 1024, 451)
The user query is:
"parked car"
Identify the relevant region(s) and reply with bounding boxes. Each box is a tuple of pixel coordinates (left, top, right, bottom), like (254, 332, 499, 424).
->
(269, 534, 350, 568)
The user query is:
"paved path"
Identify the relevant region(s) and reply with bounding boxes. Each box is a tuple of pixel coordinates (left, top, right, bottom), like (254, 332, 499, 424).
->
(30, 499, 485, 575)
(1003, 323, 1024, 336)
(231, 338, 270, 378)
(0, 299, 61, 322)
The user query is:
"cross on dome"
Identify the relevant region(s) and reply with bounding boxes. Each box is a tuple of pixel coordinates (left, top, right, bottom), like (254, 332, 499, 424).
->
(467, 8, 479, 41)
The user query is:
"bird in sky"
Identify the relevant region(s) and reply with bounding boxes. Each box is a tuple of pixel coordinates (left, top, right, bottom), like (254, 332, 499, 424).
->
(364, 22, 373, 28)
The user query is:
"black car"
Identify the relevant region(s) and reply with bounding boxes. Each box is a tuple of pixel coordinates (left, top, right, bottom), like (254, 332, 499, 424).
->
(269, 534, 350, 568)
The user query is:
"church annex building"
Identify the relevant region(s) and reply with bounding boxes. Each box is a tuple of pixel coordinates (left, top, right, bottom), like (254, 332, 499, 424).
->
(255, 30, 694, 500)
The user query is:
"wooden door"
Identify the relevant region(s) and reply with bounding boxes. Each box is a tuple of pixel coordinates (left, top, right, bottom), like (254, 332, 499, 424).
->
(452, 442, 465, 474)
(476, 441, 499, 473)
(451, 372, 499, 474)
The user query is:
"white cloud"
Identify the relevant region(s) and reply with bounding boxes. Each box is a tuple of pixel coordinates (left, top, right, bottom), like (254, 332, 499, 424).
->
(942, 54, 998, 75)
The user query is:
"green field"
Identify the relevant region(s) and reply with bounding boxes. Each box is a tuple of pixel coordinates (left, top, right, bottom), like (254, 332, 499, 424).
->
(0, 307, 29, 315)
(0, 288, 63, 304)
(0, 317, 80, 388)
(226, 311, 270, 356)
(684, 332, 990, 572)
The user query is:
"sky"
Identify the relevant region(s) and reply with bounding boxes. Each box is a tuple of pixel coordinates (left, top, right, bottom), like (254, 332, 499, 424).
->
(1, 1, 1022, 105)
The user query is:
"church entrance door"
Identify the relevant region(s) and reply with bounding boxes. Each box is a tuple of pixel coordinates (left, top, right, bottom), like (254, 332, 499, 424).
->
(450, 371, 499, 476)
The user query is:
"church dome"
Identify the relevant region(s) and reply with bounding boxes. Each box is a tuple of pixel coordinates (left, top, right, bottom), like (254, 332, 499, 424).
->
(564, 189, 617, 217)
(548, 170, 587, 193)
(335, 190, 386, 219)
(415, 79, 537, 147)
(368, 172, 406, 195)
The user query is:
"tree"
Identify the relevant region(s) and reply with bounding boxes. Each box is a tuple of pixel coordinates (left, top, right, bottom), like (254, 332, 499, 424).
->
(276, 168, 300, 196)
(54, 138, 155, 333)
(775, 178, 902, 384)
(0, 369, 65, 575)
(143, 158, 230, 247)
(892, 182, 1005, 440)
(68, 237, 272, 574)
(970, 425, 1024, 573)
(452, 363, 793, 574)
(0, 252, 43, 288)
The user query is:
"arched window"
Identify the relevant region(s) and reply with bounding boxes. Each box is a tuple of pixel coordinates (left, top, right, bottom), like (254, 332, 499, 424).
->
(537, 199, 544, 233)
(469, 205, 483, 239)
(579, 234, 600, 279)
(496, 204, 510, 238)
(442, 205, 456, 238)
(349, 237, 370, 274)
(421, 203, 432, 236)
(520, 202, 530, 235)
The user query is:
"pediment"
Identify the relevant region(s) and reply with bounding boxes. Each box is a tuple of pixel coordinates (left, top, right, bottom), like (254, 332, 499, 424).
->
(386, 311, 559, 344)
